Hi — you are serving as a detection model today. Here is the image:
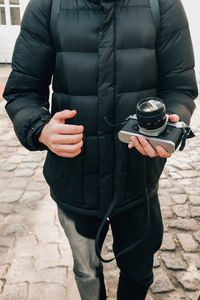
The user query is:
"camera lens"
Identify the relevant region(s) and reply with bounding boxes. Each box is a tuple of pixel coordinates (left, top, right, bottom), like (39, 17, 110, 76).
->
(136, 97, 168, 136)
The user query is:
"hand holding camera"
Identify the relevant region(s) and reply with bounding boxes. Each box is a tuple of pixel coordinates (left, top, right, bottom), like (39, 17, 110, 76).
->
(128, 114, 179, 158)
(118, 97, 193, 158)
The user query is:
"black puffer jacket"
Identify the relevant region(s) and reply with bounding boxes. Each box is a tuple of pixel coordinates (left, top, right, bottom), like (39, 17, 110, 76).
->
(4, 0, 198, 217)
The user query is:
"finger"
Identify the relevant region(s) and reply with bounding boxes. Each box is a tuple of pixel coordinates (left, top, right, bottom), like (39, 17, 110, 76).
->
(156, 146, 172, 158)
(128, 141, 134, 149)
(137, 136, 158, 157)
(53, 109, 77, 122)
(169, 114, 179, 123)
(130, 136, 148, 156)
(53, 140, 83, 154)
(56, 149, 82, 158)
(52, 133, 83, 145)
(55, 123, 84, 135)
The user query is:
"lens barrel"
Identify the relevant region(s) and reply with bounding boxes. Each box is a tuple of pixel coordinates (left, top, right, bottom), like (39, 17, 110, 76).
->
(136, 97, 167, 131)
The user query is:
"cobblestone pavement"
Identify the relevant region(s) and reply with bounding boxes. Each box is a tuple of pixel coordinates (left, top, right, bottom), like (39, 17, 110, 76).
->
(0, 65, 200, 300)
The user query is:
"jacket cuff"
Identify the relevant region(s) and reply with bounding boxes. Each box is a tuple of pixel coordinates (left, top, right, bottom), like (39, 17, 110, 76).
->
(27, 114, 51, 151)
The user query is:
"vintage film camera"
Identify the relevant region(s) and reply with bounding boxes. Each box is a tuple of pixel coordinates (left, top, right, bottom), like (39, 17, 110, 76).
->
(118, 97, 192, 153)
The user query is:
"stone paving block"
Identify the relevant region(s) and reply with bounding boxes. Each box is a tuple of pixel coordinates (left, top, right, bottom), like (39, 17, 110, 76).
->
(167, 219, 199, 231)
(14, 169, 34, 177)
(0, 204, 14, 214)
(177, 233, 199, 252)
(169, 172, 182, 179)
(33, 224, 60, 243)
(150, 268, 174, 294)
(183, 253, 200, 270)
(34, 198, 57, 211)
(17, 162, 39, 170)
(191, 178, 200, 188)
(0, 282, 28, 300)
(160, 252, 187, 270)
(23, 209, 56, 224)
(153, 254, 160, 268)
(146, 295, 153, 300)
(180, 179, 193, 186)
(0, 164, 17, 172)
(194, 231, 200, 243)
(57, 243, 74, 267)
(35, 267, 68, 285)
(9, 178, 28, 190)
(172, 194, 187, 204)
(34, 244, 61, 269)
(185, 291, 200, 300)
(0, 178, 10, 190)
(2, 223, 29, 238)
(0, 248, 14, 265)
(7, 155, 23, 164)
(173, 204, 190, 218)
(0, 237, 14, 248)
(14, 234, 39, 257)
(186, 187, 200, 196)
(0, 280, 4, 292)
(190, 206, 200, 217)
(26, 181, 48, 191)
(158, 194, 174, 206)
(160, 206, 174, 219)
(0, 189, 23, 203)
(166, 186, 185, 197)
(6, 257, 36, 283)
(19, 191, 43, 203)
(178, 170, 199, 178)
(28, 283, 66, 300)
(23, 154, 44, 163)
(159, 179, 173, 189)
(189, 196, 200, 206)
(0, 264, 9, 277)
(160, 233, 176, 251)
(3, 214, 25, 224)
(104, 268, 119, 298)
(176, 271, 200, 291)
(159, 292, 187, 299)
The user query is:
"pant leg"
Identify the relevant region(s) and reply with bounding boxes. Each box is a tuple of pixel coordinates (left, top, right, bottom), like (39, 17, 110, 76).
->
(57, 206, 107, 300)
(110, 194, 163, 300)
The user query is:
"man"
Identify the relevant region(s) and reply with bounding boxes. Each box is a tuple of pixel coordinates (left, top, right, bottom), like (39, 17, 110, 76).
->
(3, 0, 198, 299)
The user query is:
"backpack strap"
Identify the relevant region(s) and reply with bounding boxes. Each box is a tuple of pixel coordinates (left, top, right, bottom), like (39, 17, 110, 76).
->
(50, 0, 61, 45)
(149, 0, 160, 34)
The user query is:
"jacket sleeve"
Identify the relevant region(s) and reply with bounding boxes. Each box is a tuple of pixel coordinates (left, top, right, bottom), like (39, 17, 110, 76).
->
(3, 0, 55, 151)
(157, 0, 198, 125)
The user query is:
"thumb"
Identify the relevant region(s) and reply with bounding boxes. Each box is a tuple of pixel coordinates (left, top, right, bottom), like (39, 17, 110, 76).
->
(169, 114, 179, 123)
(53, 109, 77, 122)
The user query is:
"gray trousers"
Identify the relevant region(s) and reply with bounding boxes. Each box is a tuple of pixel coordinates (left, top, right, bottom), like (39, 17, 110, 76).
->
(57, 195, 163, 300)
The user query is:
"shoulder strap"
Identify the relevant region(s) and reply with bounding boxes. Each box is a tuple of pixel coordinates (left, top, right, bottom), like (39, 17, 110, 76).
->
(50, 0, 61, 44)
(149, 0, 160, 34)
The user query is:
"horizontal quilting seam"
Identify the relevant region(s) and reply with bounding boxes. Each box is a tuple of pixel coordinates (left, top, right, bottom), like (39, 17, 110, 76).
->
(56, 50, 98, 53)
(53, 93, 98, 96)
(117, 88, 156, 94)
(60, 8, 100, 11)
(116, 48, 155, 51)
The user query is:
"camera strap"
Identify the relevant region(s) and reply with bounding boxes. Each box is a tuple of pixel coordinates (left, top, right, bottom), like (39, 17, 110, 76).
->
(95, 143, 150, 263)
(179, 127, 195, 151)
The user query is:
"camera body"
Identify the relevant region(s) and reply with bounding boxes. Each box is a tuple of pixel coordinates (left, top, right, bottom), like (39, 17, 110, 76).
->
(118, 114, 187, 153)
